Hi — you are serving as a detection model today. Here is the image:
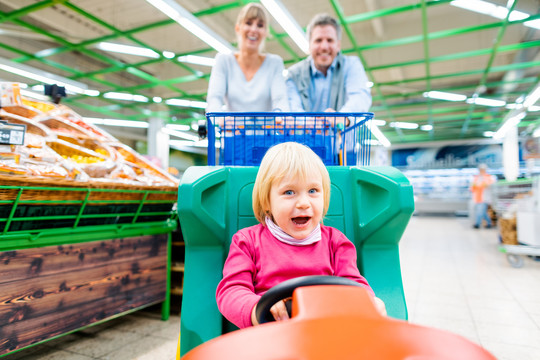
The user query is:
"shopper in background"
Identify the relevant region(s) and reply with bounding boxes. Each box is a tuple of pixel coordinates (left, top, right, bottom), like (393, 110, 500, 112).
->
(216, 142, 386, 329)
(205, 3, 289, 113)
(470, 164, 496, 229)
(286, 14, 371, 126)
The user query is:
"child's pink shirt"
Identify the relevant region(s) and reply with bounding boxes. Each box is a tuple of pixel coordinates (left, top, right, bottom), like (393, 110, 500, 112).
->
(216, 223, 374, 328)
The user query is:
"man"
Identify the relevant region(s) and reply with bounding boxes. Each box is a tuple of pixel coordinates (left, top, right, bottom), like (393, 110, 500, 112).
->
(286, 14, 372, 119)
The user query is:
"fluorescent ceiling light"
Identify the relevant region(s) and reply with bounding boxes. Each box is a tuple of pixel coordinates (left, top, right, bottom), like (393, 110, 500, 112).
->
(162, 127, 199, 141)
(153, 96, 162, 103)
(423, 90, 467, 102)
(523, 83, 540, 108)
(493, 110, 526, 139)
(84, 89, 100, 97)
(367, 81, 374, 88)
(466, 97, 506, 107)
(483, 131, 495, 137)
(528, 105, 540, 112)
(103, 92, 149, 102)
(166, 124, 191, 131)
(96, 42, 160, 58)
(450, 0, 540, 30)
(390, 122, 419, 129)
(372, 119, 386, 126)
(169, 139, 221, 148)
(260, 0, 309, 54)
(162, 51, 176, 59)
(165, 98, 207, 109)
(146, 0, 234, 54)
(84, 117, 149, 128)
(0, 57, 88, 94)
(366, 122, 391, 147)
(420, 124, 433, 131)
(365, 139, 383, 146)
(533, 128, 540, 138)
(20, 89, 49, 101)
(177, 55, 216, 67)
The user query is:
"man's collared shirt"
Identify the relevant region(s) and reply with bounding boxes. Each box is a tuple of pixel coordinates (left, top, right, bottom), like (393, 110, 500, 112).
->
(309, 57, 336, 112)
(286, 54, 372, 113)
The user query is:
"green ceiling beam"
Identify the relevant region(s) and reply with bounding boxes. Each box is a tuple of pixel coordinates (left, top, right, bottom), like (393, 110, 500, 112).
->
(377, 105, 500, 118)
(345, 0, 451, 23)
(374, 77, 538, 102)
(62, 1, 200, 81)
(352, 13, 540, 52)
(0, 42, 85, 79)
(377, 60, 540, 87)
(460, 0, 516, 137)
(11, 1, 238, 61)
(60, 2, 190, 96)
(368, 39, 540, 71)
(62, 99, 147, 120)
(0, 0, 68, 23)
(420, 0, 433, 139)
(329, 0, 401, 139)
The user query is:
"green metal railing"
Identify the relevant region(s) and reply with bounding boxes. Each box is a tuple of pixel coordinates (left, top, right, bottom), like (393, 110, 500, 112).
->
(0, 183, 178, 249)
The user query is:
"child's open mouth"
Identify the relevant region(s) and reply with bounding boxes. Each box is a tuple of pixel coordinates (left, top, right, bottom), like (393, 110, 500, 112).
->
(292, 216, 310, 225)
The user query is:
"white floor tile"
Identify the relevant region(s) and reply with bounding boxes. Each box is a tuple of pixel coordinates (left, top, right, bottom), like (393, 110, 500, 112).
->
(402, 216, 540, 360)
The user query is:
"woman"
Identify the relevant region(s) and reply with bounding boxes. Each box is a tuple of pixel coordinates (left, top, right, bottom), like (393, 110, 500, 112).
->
(205, 3, 289, 113)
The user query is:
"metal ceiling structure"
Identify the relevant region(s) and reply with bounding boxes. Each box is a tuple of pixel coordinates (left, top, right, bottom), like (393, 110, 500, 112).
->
(0, 0, 539, 147)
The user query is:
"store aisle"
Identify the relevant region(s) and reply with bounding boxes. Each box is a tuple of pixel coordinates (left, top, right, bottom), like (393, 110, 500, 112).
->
(402, 216, 540, 360)
(5, 216, 540, 359)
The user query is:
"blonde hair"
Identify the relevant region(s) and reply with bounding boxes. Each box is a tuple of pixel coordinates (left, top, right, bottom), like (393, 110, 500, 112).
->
(236, 3, 268, 27)
(252, 142, 331, 224)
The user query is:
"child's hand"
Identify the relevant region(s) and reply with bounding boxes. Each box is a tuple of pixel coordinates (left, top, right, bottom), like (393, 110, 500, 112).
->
(251, 298, 291, 326)
(270, 298, 291, 321)
(374, 296, 387, 316)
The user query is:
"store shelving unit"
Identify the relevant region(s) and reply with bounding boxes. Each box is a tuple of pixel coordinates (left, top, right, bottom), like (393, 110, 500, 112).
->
(402, 168, 479, 215)
(170, 232, 185, 313)
(0, 176, 178, 357)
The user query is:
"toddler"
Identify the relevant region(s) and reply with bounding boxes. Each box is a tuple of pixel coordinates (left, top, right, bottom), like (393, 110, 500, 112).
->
(216, 142, 385, 328)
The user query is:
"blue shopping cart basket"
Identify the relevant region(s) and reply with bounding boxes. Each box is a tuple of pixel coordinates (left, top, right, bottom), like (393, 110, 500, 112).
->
(206, 112, 373, 166)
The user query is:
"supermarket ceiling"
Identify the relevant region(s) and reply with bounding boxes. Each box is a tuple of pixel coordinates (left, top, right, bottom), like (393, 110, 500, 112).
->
(0, 0, 539, 147)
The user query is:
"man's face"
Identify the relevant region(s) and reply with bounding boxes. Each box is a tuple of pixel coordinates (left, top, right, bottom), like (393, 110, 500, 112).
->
(309, 24, 340, 74)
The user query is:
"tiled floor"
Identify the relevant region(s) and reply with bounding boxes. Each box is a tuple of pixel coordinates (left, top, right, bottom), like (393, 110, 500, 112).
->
(4, 216, 540, 359)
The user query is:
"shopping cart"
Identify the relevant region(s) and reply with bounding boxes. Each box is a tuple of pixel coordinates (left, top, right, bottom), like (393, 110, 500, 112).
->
(205, 112, 373, 166)
(491, 178, 539, 268)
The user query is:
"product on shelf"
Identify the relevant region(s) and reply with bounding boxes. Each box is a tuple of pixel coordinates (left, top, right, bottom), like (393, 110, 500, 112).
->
(499, 217, 518, 245)
(0, 87, 178, 188)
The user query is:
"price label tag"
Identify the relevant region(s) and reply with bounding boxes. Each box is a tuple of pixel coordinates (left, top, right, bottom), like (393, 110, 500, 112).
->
(0, 122, 26, 145)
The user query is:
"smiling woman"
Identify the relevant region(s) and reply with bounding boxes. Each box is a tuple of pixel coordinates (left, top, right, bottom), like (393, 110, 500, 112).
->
(205, 3, 290, 113)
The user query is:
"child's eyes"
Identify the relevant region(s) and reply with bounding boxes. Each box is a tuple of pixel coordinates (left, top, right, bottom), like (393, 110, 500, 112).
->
(284, 190, 294, 195)
(309, 188, 319, 194)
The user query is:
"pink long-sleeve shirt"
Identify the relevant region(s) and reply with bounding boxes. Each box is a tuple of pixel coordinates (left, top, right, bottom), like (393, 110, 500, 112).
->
(216, 223, 374, 328)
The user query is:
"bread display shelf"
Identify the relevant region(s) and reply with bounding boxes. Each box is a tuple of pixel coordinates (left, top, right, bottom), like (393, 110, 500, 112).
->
(0, 85, 177, 358)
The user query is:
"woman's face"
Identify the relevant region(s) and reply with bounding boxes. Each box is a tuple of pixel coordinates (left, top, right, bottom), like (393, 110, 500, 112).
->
(267, 169, 324, 239)
(236, 17, 266, 52)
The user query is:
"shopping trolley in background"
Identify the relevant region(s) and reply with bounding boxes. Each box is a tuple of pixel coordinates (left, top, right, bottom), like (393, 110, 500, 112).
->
(491, 178, 540, 268)
(205, 112, 373, 166)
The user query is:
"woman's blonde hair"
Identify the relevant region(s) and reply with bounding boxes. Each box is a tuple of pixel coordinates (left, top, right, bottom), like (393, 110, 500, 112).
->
(236, 3, 269, 27)
(252, 142, 331, 224)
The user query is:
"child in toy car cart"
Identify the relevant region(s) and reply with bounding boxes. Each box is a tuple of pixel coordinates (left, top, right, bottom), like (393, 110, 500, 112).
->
(216, 142, 386, 328)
